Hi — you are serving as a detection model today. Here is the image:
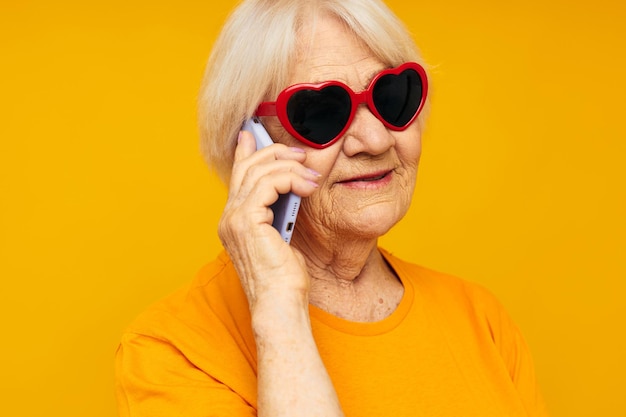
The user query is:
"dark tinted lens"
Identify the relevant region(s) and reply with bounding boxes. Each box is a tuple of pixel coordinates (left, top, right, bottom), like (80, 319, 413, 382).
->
(372, 69, 423, 127)
(286, 85, 351, 145)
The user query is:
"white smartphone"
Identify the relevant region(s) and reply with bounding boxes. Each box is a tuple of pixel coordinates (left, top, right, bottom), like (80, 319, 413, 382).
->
(242, 117, 301, 244)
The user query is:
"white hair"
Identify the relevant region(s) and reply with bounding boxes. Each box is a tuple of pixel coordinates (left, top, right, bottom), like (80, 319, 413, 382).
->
(198, 0, 430, 183)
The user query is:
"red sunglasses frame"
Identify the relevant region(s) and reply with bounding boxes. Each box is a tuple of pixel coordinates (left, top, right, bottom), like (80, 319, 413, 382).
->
(254, 62, 428, 148)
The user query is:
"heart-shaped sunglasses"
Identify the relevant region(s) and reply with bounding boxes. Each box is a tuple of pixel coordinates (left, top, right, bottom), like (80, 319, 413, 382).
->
(255, 62, 428, 148)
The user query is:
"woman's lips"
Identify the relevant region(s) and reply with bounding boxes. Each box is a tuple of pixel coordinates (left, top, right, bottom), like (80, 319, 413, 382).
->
(337, 170, 393, 188)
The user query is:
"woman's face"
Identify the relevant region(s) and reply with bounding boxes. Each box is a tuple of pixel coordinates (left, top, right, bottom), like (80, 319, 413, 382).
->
(263, 15, 422, 243)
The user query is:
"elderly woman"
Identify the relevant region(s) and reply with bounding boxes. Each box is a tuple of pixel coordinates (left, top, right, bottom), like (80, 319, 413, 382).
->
(115, 0, 548, 416)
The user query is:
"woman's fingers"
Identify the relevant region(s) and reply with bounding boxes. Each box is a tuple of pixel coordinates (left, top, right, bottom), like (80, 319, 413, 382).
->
(221, 129, 320, 243)
(219, 130, 320, 308)
(232, 130, 257, 165)
(229, 130, 320, 200)
(230, 130, 308, 193)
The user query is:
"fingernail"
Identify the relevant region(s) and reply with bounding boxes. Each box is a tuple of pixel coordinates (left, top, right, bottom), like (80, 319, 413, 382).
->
(237, 132, 243, 143)
(307, 168, 322, 177)
(290, 147, 306, 153)
(307, 180, 320, 187)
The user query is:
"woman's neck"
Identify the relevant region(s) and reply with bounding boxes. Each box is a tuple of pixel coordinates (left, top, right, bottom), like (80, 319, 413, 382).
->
(292, 234, 404, 322)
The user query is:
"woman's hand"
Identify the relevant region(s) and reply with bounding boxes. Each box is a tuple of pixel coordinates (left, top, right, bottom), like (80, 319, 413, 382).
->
(218, 130, 343, 417)
(218, 129, 321, 315)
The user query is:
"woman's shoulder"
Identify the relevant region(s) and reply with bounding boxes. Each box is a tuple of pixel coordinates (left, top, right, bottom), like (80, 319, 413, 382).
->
(379, 247, 516, 336)
(380, 248, 498, 303)
(381, 247, 531, 357)
(116, 251, 258, 410)
(379, 248, 547, 413)
(122, 250, 251, 343)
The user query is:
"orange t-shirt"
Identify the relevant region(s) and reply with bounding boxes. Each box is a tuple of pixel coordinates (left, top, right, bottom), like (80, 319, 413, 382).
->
(115, 249, 549, 416)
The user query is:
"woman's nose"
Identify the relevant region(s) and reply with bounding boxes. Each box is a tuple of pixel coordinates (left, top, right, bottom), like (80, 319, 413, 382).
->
(341, 105, 395, 156)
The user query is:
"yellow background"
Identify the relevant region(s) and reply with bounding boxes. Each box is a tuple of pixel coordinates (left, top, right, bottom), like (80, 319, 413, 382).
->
(1, 0, 624, 416)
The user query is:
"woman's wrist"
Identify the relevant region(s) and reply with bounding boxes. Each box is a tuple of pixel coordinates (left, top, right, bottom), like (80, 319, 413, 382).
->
(251, 289, 311, 339)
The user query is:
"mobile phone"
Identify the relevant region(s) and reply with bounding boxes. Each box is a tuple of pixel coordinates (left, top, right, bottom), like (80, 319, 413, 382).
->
(243, 117, 301, 244)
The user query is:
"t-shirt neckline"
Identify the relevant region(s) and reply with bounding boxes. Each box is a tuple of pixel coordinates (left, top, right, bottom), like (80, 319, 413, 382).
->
(308, 248, 415, 336)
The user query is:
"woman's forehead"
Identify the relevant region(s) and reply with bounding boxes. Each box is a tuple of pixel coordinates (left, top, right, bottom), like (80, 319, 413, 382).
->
(289, 17, 383, 88)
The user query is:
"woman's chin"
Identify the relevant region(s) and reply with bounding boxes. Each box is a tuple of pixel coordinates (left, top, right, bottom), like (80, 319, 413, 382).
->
(334, 206, 405, 241)
(354, 214, 401, 238)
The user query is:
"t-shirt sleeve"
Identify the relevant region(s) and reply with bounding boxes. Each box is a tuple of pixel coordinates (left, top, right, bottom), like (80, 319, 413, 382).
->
(115, 332, 257, 417)
(472, 284, 551, 416)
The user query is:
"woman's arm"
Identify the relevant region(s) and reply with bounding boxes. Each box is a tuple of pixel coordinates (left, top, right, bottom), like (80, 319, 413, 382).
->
(115, 332, 258, 417)
(252, 292, 344, 417)
(218, 130, 343, 417)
